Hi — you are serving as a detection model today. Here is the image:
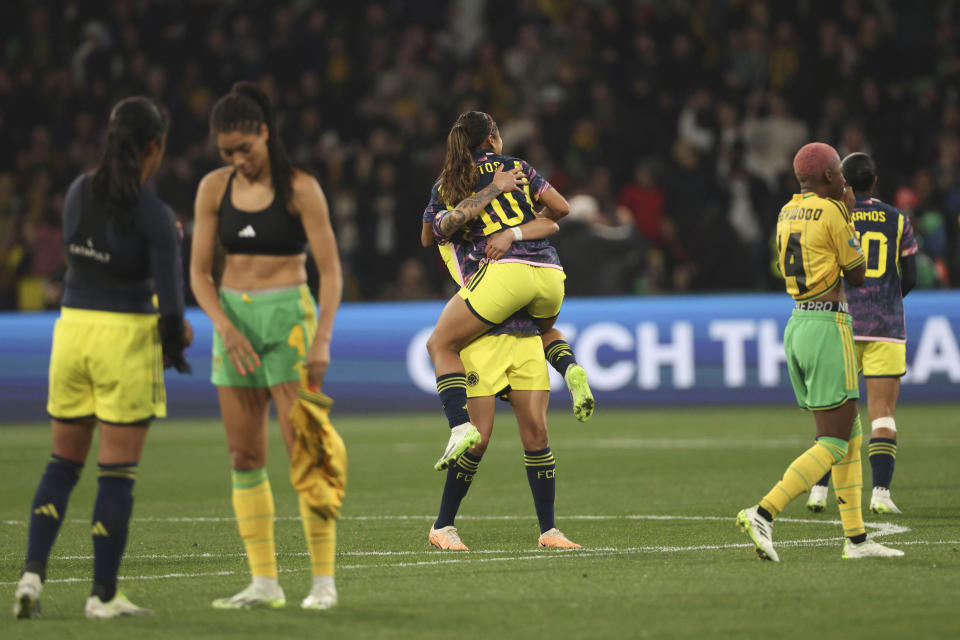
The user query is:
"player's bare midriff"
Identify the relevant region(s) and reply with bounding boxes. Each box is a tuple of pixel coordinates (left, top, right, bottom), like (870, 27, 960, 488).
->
(816, 280, 846, 304)
(221, 253, 307, 290)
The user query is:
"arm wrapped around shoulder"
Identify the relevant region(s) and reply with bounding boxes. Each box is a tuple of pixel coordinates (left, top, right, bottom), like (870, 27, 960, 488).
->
(158, 313, 193, 374)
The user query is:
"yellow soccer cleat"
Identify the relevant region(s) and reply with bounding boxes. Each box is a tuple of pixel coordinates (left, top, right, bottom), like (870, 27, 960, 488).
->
(564, 365, 594, 422)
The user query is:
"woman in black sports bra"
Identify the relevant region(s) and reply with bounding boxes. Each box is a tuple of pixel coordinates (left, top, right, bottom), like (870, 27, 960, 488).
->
(189, 82, 342, 611)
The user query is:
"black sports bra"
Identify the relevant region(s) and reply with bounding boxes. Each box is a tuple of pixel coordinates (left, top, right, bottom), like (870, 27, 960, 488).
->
(217, 172, 307, 255)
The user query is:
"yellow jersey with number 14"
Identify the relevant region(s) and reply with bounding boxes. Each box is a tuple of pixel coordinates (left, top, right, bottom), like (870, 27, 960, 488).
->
(776, 192, 865, 301)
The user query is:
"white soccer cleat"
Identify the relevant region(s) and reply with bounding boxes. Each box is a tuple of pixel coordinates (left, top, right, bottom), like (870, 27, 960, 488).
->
(870, 487, 902, 514)
(434, 423, 481, 471)
(13, 572, 42, 619)
(428, 525, 469, 550)
(736, 506, 779, 562)
(842, 538, 905, 559)
(301, 576, 337, 610)
(212, 579, 286, 610)
(84, 592, 152, 619)
(807, 484, 829, 513)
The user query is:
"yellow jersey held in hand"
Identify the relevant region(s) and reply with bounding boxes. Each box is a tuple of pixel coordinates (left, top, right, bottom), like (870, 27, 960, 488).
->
(776, 192, 865, 301)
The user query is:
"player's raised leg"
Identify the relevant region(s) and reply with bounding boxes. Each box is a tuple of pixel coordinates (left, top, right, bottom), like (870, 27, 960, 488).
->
(427, 296, 491, 470)
(541, 328, 594, 422)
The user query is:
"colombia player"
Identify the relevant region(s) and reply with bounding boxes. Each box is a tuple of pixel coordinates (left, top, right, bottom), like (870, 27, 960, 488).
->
(423, 179, 582, 550)
(807, 152, 918, 515)
(14, 97, 190, 619)
(736, 142, 902, 560)
(424, 111, 591, 472)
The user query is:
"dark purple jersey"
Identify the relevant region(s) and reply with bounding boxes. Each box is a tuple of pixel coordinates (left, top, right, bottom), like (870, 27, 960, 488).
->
(421, 150, 562, 270)
(846, 195, 918, 342)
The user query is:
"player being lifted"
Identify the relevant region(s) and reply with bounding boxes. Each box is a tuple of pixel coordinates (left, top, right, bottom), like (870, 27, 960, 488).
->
(736, 142, 903, 560)
(807, 152, 918, 515)
(424, 111, 593, 472)
(422, 173, 582, 550)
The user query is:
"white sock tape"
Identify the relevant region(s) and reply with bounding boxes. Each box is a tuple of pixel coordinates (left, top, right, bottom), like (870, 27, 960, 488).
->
(871, 416, 896, 433)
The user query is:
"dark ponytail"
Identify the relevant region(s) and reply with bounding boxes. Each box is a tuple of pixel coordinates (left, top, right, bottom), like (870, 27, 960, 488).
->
(92, 96, 168, 228)
(210, 81, 294, 208)
(437, 111, 498, 206)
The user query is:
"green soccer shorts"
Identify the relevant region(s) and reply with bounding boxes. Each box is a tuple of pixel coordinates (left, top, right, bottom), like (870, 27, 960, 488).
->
(211, 284, 317, 388)
(783, 309, 860, 411)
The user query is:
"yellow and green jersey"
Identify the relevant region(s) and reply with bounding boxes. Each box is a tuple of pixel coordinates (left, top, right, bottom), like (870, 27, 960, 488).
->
(776, 192, 865, 301)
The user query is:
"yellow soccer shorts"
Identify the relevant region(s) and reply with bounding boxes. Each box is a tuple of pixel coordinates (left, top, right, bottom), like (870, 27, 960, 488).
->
(458, 262, 565, 325)
(856, 340, 907, 378)
(460, 333, 549, 398)
(48, 307, 165, 424)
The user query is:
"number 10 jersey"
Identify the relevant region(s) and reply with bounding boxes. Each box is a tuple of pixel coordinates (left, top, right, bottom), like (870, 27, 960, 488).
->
(846, 195, 918, 341)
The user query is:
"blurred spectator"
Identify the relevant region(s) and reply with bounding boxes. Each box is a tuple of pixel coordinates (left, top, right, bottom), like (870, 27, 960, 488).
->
(0, 0, 957, 307)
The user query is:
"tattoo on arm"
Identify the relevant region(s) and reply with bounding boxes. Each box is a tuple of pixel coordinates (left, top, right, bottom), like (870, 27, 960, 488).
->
(438, 183, 503, 236)
(438, 209, 467, 237)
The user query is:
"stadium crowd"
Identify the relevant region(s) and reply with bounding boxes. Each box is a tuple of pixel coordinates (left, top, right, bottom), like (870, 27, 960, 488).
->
(1, 0, 959, 309)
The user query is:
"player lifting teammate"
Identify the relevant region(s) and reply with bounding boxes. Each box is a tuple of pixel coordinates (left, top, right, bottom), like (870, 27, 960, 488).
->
(424, 111, 593, 472)
(423, 178, 581, 550)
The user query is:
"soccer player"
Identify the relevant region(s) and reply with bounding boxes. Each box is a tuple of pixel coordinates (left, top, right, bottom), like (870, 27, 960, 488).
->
(806, 152, 918, 515)
(14, 97, 191, 619)
(424, 111, 591, 471)
(423, 202, 581, 550)
(736, 142, 903, 560)
(190, 83, 343, 610)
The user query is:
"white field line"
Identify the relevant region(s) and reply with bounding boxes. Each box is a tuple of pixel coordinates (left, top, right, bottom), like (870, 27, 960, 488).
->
(350, 436, 960, 452)
(0, 514, 930, 586)
(1, 539, 955, 586)
(0, 513, 915, 531)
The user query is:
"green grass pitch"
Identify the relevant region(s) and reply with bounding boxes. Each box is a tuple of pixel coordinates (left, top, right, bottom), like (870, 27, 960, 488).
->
(1, 403, 958, 639)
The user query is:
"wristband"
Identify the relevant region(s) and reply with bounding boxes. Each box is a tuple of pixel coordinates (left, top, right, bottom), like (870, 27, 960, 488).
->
(511, 227, 523, 241)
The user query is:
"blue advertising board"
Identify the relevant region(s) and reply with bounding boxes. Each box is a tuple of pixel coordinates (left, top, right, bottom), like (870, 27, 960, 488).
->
(1, 292, 958, 422)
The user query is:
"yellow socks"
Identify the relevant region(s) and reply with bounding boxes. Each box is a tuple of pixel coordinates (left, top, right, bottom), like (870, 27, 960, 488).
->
(832, 417, 866, 538)
(299, 494, 336, 577)
(760, 437, 847, 518)
(231, 468, 277, 578)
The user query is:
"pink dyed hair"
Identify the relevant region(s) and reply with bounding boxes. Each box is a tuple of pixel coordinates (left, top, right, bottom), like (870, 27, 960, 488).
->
(793, 142, 840, 180)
